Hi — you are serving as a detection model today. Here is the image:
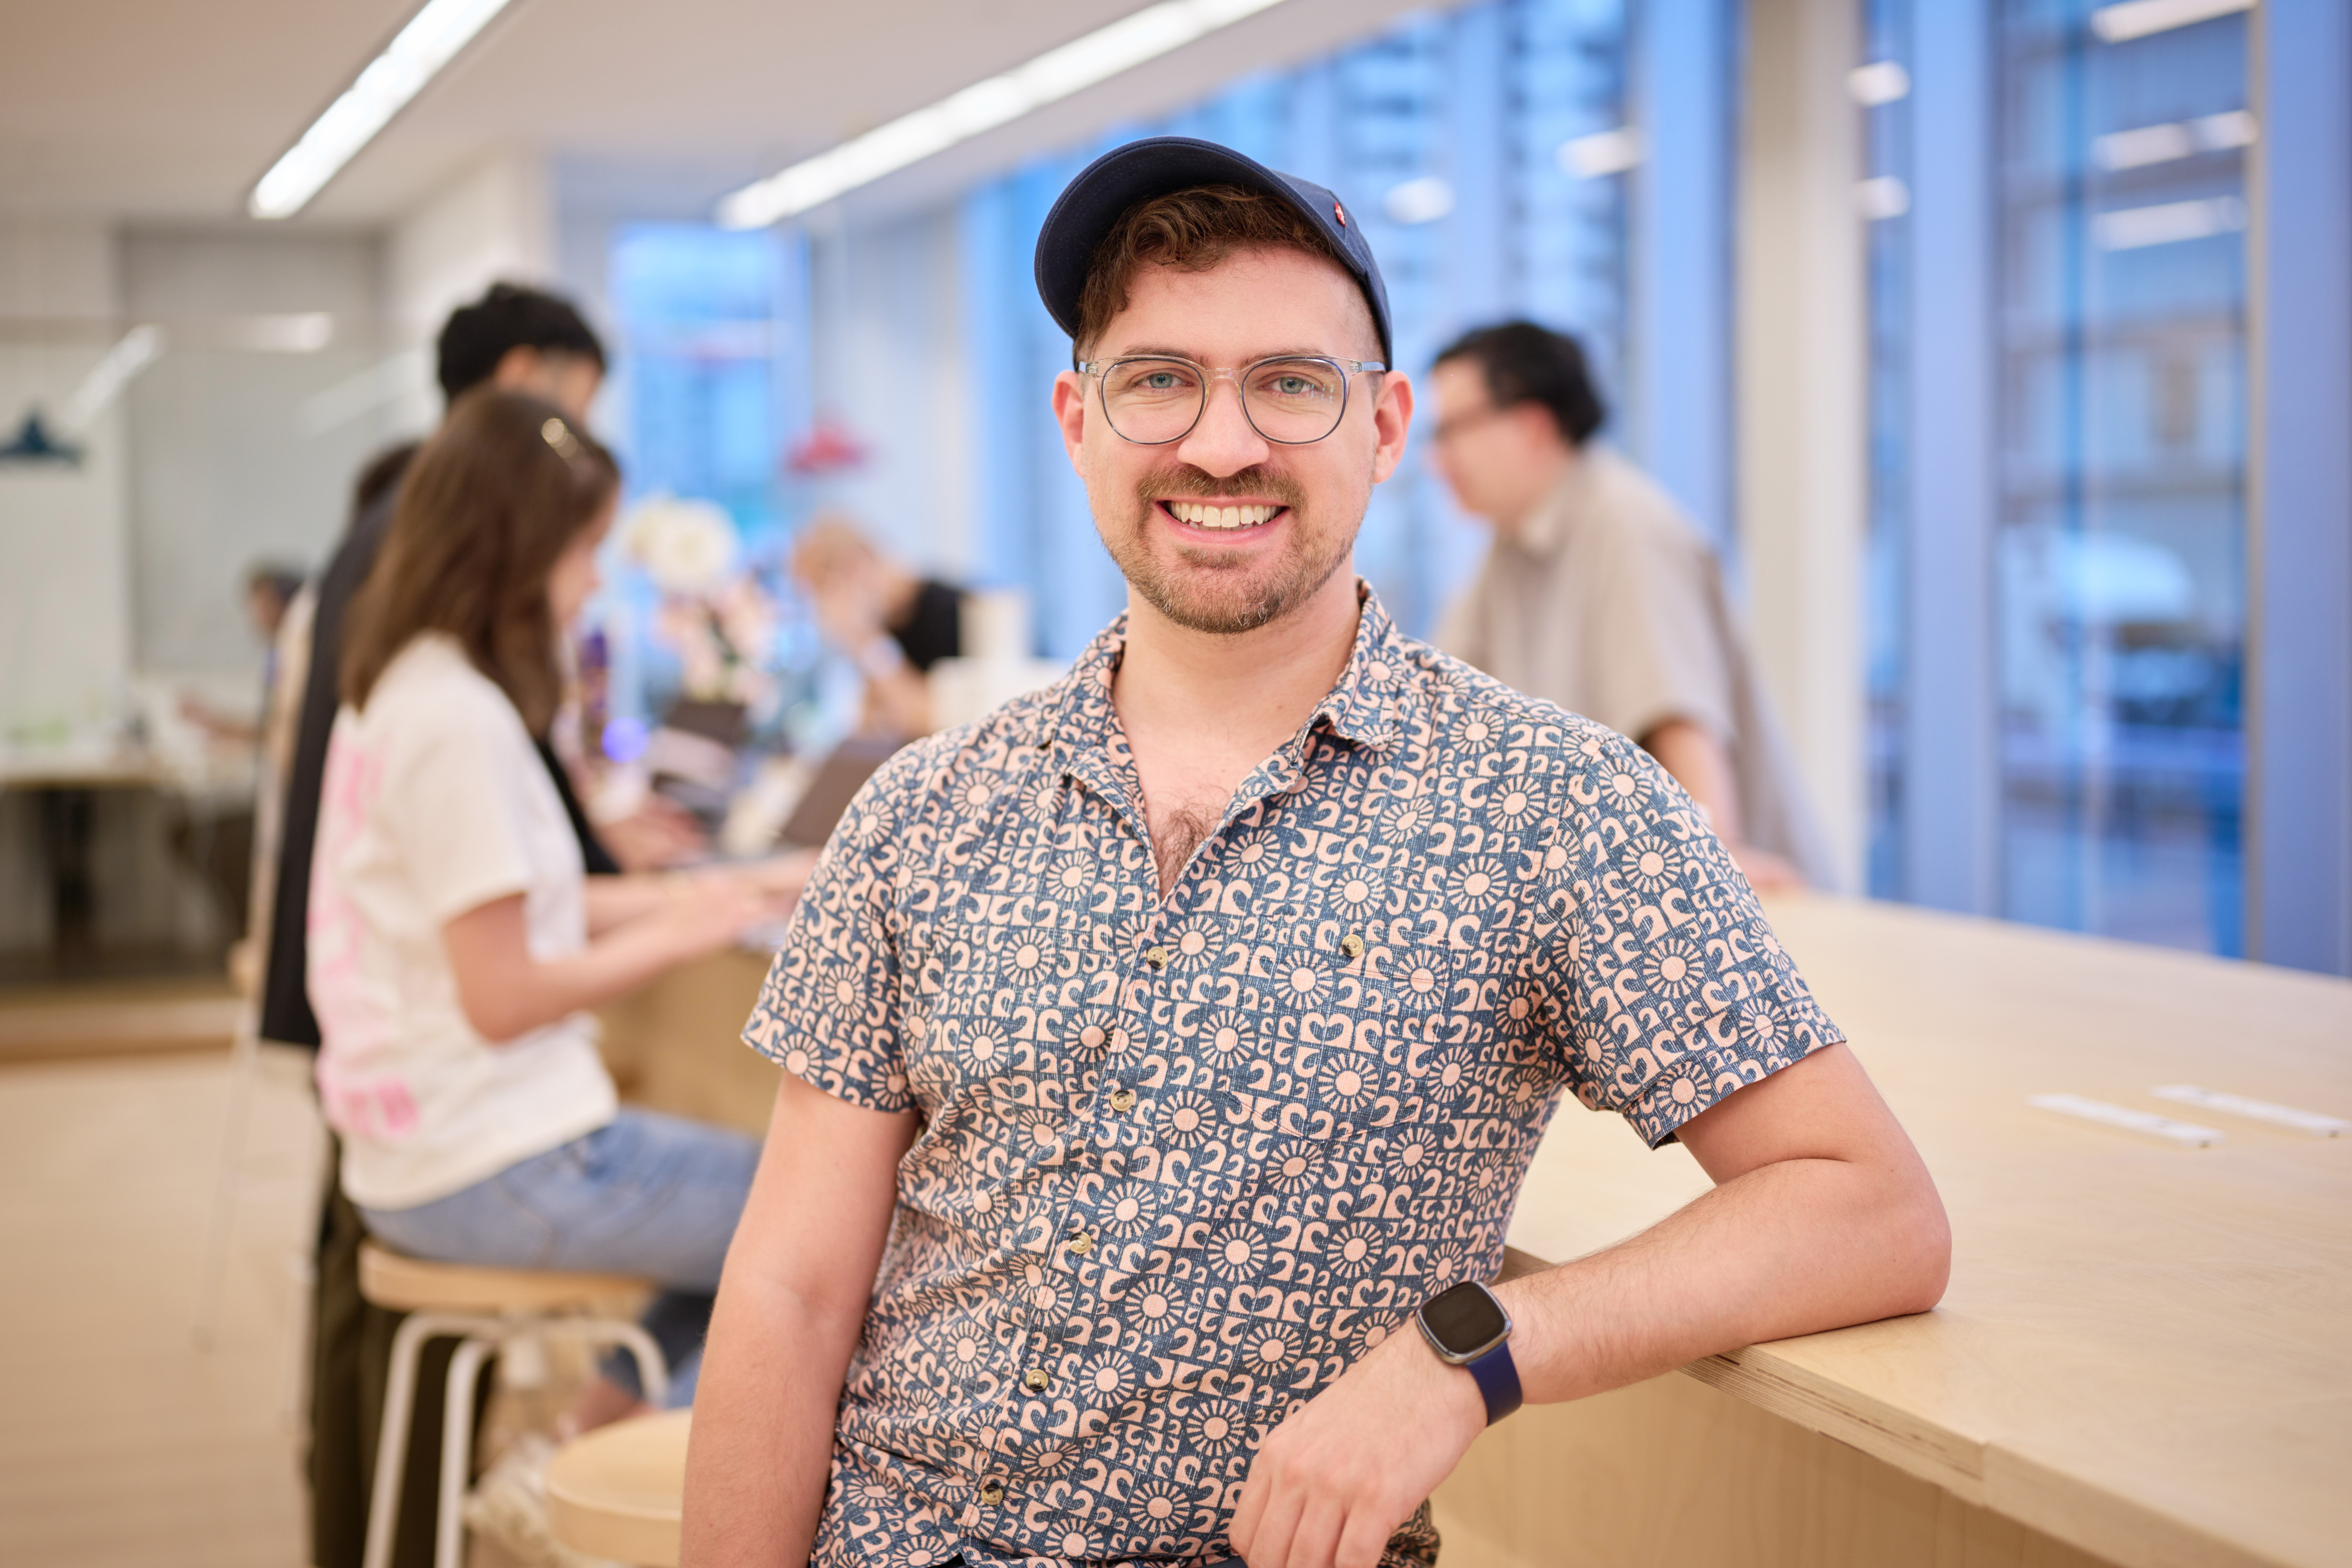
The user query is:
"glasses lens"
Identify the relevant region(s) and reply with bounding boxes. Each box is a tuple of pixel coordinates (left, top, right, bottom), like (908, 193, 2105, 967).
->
(1101, 359, 1203, 444)
(1244, 359, 1348, 443)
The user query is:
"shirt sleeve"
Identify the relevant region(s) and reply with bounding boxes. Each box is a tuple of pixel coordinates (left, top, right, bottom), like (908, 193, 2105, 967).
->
(742, 751, 927, 1113)
(1541, 724, 1843, 1147)
(377, 687, 541, 925)
(1579, 515, 1737, 749)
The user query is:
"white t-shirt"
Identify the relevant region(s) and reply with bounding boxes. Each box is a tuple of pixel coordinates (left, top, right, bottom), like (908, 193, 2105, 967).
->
(308, 632, 616, 1210)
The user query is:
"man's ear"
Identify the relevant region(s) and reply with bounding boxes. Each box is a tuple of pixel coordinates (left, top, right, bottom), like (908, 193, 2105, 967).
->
(1052, 370, 1090, 477)
(1368, 372, 1415, 485)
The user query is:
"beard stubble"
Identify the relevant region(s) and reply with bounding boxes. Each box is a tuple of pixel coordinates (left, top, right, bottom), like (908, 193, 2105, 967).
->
(1101, 464, 1354, 635)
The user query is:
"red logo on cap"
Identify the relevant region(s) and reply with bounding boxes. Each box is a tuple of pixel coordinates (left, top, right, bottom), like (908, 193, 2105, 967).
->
(1334, 201, 1347, 227)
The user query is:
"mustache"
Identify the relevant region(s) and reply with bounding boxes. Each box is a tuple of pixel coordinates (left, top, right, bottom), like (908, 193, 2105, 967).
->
(1135, 465, 1306, 508)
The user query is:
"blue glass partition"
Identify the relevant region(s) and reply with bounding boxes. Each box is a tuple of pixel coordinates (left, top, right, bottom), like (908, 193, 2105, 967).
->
(1992, 1, 2249, 955)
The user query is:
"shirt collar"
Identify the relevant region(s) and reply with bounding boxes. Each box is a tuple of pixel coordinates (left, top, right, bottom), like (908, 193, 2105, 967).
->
(1035, 579, 1407, 762)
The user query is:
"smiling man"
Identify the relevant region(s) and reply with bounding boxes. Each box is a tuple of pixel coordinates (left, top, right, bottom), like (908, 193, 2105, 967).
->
(682, 138, 1949, 1568)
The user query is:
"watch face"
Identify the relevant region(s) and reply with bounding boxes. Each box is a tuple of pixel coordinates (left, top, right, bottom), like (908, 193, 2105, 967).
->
(1421, 1281, 1507, 1355)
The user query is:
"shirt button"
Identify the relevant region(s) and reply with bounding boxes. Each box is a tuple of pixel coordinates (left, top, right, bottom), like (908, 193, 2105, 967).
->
(1341, 932, 1365, 960)
(1145, 946, 1168, 971)
(980, 1480, 1006, 1506)
(1109, 1087, 1136, 1112)
(1024, 1367, 1049, 1392)
(1067, 1231, 1095, 1256)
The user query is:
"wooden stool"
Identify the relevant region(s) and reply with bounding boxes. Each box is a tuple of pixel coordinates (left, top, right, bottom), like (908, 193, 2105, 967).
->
(356, 1241, 670, 1568)
(546, 1409, 692, 1566)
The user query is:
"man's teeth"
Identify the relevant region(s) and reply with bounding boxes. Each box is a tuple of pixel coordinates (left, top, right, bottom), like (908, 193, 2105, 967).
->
(1167, 501, 1279, 530)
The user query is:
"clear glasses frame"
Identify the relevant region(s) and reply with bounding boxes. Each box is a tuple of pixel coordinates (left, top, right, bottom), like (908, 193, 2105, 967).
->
(1076, 354, 1389, 446)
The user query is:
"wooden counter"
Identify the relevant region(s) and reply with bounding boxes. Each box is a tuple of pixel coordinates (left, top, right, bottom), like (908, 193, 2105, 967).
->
(1434, 893, 2352, 1568)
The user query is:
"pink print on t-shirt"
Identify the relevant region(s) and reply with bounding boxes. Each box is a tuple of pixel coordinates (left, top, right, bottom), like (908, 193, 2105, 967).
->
(309, 729, 420, 1142)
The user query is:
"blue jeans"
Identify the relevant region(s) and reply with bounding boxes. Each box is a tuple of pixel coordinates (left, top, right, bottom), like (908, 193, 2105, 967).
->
(359, 1109, 759, 1407)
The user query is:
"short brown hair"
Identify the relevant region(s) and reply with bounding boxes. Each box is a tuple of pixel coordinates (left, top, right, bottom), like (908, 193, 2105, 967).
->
(1075, 182, 1354, 358)
(341, 388, 618, 732)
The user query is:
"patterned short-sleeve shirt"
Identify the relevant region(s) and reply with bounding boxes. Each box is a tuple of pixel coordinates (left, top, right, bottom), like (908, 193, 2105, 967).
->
(744, 585, 1841, 1568)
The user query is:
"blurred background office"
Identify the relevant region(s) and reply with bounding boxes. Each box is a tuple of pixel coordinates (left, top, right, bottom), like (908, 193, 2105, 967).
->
(7, 0, 2343, 991)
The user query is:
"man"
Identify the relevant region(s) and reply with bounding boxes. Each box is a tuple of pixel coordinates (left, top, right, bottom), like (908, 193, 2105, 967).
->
(790, 514, 966, 737)
(684, 138, 1947, 1568)
(255, 281, 660, 1568)
(1426, 321, 1828, 889)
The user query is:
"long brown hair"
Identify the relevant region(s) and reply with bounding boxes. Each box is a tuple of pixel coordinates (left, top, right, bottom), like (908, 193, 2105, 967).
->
(341, 387, 618, 731)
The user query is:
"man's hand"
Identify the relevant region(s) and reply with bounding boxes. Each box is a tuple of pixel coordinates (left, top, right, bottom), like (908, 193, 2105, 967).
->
(1225, 1323, 1485, 1568)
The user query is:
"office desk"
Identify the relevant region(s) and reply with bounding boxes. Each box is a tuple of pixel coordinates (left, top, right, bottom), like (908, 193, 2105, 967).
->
(1433, 894, 2352, 1568)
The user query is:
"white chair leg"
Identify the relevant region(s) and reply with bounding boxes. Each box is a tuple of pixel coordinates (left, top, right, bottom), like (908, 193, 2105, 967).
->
(362, 1311, 495, 1568)
(435, 1334, 499, 1568)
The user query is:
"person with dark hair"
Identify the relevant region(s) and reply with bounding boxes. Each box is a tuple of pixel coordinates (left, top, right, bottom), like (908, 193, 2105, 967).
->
(1428, 320, 1829, 889)
(256, 281, 685, 1568)
(314, 389, 789, 1553)
(681, 141, 1945, 1568)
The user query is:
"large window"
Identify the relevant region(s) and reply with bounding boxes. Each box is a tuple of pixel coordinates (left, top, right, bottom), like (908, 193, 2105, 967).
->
(1993, 2, 2249, 955)
(962, 0, 1641, 656)
(1865, 0, 2252, 957)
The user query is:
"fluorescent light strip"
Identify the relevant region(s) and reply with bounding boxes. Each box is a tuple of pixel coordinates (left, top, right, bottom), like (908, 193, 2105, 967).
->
(2091, 0, 2252, 44)
(718, 0, 1290, 230)
(249, 0, 517, 219)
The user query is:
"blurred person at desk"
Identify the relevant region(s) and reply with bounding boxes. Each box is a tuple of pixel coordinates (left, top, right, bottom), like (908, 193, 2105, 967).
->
(312, 391, 797, 1551)
(1427, 321, 1829, 890)
(256, 283, 706, 1568)
(789, 514, 964, 738)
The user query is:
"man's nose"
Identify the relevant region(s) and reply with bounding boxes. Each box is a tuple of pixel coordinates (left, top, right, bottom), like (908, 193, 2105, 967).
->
(1173, 375, 1270, 477)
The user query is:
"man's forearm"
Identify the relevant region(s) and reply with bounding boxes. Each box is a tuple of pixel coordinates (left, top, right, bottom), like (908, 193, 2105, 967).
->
(1497, 1144, 1949, 1403)
(679, 1275, 856, 1567)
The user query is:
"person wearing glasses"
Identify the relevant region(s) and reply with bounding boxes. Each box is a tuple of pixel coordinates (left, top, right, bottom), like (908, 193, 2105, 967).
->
(682, 138, 1948, 1568)
(1424, 322, 1829, 891)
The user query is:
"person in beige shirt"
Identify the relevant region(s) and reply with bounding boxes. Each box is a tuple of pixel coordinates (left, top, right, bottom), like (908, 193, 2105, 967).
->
(1429, 321, 1829, 888)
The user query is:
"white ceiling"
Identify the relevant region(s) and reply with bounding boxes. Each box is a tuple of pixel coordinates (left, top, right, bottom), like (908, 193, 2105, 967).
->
(0, 0, 1442, 230)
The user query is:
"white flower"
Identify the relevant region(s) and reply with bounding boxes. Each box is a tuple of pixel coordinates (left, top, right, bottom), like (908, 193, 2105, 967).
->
(622, 495, 737, 594)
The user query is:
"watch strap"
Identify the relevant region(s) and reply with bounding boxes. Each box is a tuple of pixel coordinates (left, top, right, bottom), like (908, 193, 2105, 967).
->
(1465, 1339, 1522, 1425)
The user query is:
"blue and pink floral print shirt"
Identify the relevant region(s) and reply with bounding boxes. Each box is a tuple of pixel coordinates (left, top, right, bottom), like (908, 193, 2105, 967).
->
(744, 585, 1841, 1568)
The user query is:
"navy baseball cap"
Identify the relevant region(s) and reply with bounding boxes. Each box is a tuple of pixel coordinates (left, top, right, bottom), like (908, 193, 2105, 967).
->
(1033, 136, 1393, 367)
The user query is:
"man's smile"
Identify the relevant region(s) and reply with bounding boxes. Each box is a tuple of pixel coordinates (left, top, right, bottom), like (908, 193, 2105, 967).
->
(1157, 499, 1289, 533)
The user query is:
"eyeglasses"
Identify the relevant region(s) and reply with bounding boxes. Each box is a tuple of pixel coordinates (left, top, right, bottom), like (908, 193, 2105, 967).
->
(1076, 355, 1387, 446)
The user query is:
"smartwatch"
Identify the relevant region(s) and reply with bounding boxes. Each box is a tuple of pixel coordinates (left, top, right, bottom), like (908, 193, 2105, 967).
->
(1414, 1279, 1521, 1425)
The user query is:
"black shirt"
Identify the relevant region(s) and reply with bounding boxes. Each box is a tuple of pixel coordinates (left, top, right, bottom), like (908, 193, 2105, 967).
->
(888, 579, 963, 672)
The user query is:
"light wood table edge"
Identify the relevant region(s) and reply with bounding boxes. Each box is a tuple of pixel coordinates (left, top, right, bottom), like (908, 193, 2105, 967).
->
(1677, 1340, 2292, 1568)
(544, 1409, 691, 1568)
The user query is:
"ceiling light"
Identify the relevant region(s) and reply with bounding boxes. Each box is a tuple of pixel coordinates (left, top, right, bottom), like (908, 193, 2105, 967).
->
(1855, 176, 1911, 221)
(2091, 0, 2252, 44)
(1848, 61, 1910, 107)
(717, 0, 1290, 229)
(1383, 176, 1455, 226)
(1558, 128, 1642, 180)
(2095, 196, 2245, 250)
(249, 0, 518, 219)
(61, 327, 165, 432)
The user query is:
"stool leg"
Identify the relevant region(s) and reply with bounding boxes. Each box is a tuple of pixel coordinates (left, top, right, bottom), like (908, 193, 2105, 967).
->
(435, 1334, 498, 1568)
(363, 1313, 493, 1568)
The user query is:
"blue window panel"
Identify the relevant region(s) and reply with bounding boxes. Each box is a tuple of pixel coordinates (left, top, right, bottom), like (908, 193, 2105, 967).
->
(1861, 0, 1915, 900)
(1991, 0, 2250, 955)
(2249, 0, 2352, 975)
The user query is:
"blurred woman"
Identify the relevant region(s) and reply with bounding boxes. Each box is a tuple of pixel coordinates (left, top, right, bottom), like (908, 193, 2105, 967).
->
(309, 388, 783, 1440)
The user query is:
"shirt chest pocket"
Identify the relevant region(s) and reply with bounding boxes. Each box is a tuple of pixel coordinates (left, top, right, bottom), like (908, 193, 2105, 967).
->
(1184, 941, 1457, 1142)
